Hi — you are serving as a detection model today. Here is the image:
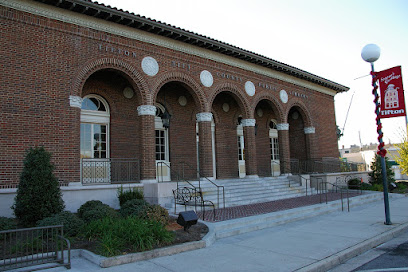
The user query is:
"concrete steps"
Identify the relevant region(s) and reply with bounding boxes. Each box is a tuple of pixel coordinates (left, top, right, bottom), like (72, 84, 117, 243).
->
(175, 176, 317, 209)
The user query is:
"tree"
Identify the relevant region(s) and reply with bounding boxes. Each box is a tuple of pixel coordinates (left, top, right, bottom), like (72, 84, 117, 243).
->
(12, 146, 65, 226)
(395, 141, 408, 175)
(368, 154, 395, 187)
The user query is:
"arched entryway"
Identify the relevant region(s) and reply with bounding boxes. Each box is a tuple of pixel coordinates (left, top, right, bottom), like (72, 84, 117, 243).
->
(288, 106, 308, 162)
(80, 69, 143, 183)
(211, 91, 248, 179)
(155, 81, 201, 181)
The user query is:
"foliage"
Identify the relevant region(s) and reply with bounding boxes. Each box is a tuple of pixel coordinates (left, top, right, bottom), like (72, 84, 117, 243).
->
(347, 178, 361, 190)
(77, 201, 118, 223)
(36, 211, 85, 237)
(82, 216, 174, 257)
(395, 140, 408, 175)
(144, 205, 170, 226)
(117, 186, 144, 207)
(77, 200, 105, 219)
(12, 146, 64, 226)
(119, 198, 150, 217)
(368, 154, 395, 187)
(393, 182, 407, 194)
(0, 217, 17, 231)
(360, 183, 373, 191)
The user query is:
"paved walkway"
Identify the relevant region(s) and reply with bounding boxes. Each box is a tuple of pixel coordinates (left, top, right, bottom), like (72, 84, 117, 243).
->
(198, 192, 361, 221)
(44, 193, 408, 272)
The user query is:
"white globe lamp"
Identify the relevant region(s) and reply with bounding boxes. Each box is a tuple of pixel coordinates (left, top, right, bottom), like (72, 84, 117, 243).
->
(361, 44, 381, 63)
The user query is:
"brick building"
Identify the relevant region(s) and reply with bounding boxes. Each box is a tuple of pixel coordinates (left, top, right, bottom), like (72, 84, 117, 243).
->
(0, 0, 349, 214)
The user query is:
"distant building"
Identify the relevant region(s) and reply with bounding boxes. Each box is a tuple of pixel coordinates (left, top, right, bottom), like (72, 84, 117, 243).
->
(339, 144, 408, 180)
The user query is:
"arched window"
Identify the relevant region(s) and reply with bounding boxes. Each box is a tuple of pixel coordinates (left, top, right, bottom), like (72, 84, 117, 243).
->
(80, 95, 110, 159)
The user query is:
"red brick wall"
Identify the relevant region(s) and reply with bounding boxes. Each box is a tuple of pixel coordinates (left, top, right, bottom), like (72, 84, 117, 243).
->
(0, 3, 342, 185)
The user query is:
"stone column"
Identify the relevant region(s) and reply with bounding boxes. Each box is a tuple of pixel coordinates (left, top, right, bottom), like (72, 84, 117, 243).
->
(137, 105, 156, 183)
(277, 123, 291, 174)
(242, 119, 258, 178)
(196, 112, 214, 179)
(304, 126, 316, 160)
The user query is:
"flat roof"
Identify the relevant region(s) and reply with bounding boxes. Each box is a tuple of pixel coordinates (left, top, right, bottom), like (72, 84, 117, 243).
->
(33, 0, 350, 93)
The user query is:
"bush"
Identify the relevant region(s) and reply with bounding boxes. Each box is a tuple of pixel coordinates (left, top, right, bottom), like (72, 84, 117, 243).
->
(360, 183, 373, 191)
(77, 201, 117, 223)
(36, 211, 84, 237)
(12, 146, 64, 226)
(119, 199, 150, 217)
(82, 216, 174, 257)
(145, 205, 170, 226)
(117, 186, 144, 207)
(0, 217, 17, 231)
(347, 178, 361, 190)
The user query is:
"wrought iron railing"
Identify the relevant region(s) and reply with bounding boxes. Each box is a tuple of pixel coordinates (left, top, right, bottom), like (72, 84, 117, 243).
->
(290, 159, 366, 174)
(180, 161, 225, 210)
(80, 158, 140, 185)
(0, 225, 70, 271)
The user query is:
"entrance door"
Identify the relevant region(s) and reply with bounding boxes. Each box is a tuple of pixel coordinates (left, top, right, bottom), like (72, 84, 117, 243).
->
(270, 120, 280, 176)
(155, 104, 170, 182)
(237, 125, 246, 178)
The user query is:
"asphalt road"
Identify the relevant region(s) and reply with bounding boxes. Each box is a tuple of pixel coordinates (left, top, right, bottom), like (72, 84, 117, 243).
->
(330, 229, 408, 272)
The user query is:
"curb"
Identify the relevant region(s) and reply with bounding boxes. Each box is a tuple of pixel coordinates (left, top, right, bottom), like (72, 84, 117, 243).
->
(295, 221, 408, 272)
(77, 221, 216, 268)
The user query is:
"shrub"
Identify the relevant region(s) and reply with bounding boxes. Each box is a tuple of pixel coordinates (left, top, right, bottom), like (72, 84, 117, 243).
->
(77, 200, 107, 219)
(347, 178, 361, 190)
(12, 146, 64, 226)
(0, 217, 17, 231)
(82, 216, 174, 257)
(360, 183, 373, 191)
(77, 200, 118, 223)
(36, 211, 84, 237)
(119, 199, 150, 217)
(145, 205, 170, 226)
(117, 186, 144, 207)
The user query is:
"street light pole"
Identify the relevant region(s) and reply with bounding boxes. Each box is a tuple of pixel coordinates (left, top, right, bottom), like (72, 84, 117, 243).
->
(361, 44, 392, 225)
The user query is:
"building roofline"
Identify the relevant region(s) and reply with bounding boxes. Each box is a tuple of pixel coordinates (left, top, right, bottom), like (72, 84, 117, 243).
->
(34, 0, 349, 93)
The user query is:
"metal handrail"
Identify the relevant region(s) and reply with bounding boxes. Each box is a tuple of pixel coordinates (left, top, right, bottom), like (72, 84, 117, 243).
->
(299, 175, 311, 196)
(156, 161, 197, 191)
(180, 161, 225, 209)
(318, 180, 350, 212)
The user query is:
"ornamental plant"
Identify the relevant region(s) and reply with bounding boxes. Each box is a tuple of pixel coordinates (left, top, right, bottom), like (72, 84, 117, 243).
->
(12, 146, 65, 226)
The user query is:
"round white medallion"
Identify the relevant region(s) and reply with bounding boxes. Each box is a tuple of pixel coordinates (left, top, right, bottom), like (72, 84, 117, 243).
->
(280, 90, 288, 104)
(257, 108, 263, 117)
(245, 81, 256, 96)
(222, 103, 230, 112)
(200, 70, 213, 87)
(178, 96, 187, 106)
(141, 56, 159, 76)
(123, 87, 134, 99)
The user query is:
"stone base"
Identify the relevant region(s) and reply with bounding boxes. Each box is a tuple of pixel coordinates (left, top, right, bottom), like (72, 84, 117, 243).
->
(143, 182, 177, 208)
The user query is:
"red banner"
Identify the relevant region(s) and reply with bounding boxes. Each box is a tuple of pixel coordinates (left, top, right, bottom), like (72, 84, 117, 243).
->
(375, 66, 405, 119)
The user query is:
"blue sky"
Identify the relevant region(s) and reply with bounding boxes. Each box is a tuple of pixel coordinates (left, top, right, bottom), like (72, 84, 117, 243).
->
(99, 0, 408, 148)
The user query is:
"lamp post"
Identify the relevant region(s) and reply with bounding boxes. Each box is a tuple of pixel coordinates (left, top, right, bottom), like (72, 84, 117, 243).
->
(361, 44, 392, 225)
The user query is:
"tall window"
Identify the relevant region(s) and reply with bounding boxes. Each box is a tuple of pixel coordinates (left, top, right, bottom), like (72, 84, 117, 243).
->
(269, 120, 279, 161)
(154, 103, 169, 162)
(80, 95, 110, 159)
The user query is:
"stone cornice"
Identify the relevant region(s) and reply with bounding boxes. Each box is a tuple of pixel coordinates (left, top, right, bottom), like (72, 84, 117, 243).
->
(2, 0, 344, 96)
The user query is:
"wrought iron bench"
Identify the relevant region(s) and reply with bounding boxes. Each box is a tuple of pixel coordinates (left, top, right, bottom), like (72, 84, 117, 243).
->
(173, 186, 216, 220)
(0, 225, 71, 271)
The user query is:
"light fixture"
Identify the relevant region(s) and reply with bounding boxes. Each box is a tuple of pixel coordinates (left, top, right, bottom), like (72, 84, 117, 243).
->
(361, 43, 391, 225)
(162, 90, 171, 129)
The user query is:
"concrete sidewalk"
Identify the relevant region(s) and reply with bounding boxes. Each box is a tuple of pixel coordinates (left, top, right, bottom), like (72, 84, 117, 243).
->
(45, 193, 408, 272)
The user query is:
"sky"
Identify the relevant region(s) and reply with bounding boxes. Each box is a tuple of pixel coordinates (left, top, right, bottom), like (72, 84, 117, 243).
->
(98, 0, 408, 148)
